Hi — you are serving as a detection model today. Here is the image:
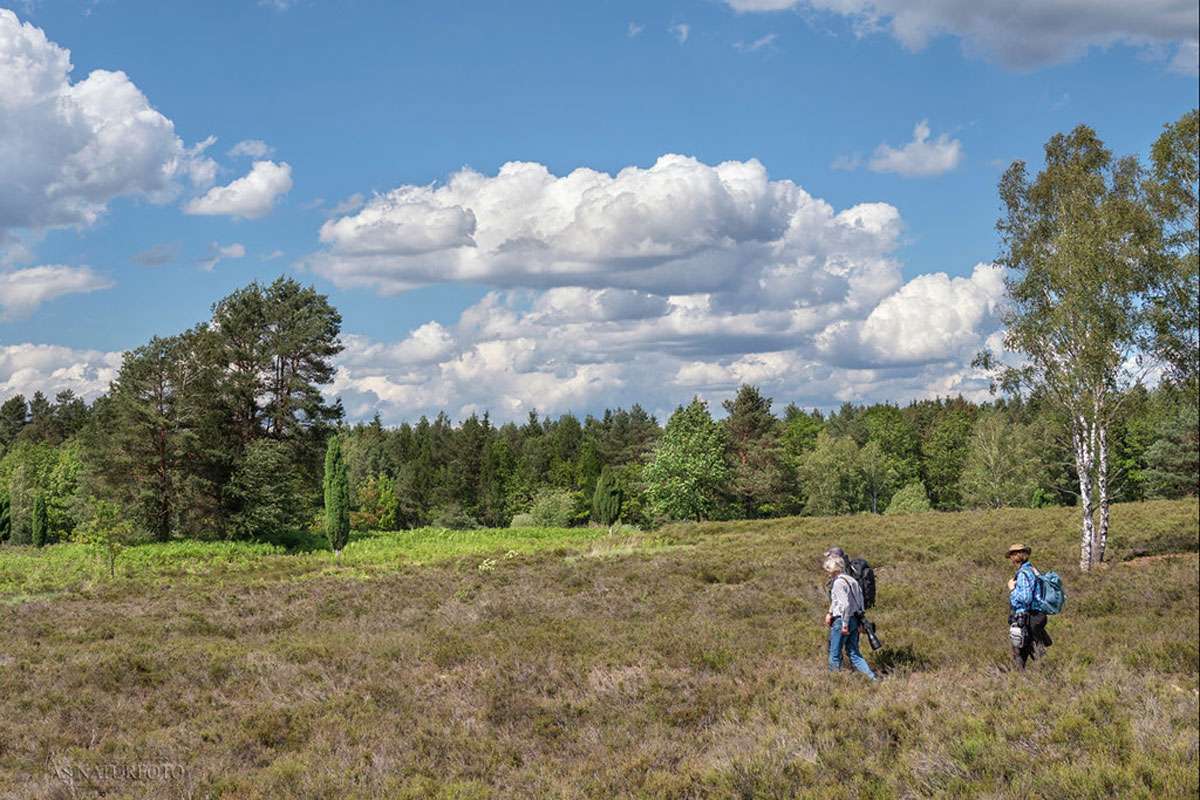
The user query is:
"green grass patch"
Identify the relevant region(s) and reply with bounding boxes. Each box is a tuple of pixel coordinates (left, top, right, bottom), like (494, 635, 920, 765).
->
(0, 525, 605, 595)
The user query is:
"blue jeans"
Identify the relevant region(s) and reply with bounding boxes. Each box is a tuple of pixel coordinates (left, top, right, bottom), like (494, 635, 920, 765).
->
(829, 615, 877, 680)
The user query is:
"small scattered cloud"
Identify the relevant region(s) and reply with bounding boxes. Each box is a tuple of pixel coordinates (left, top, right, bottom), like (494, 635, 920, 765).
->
(131, 243, 178, 267)
(261, 249, 285, 261)
(868, 120, 963, 177)
(670, 23, 690, 44)
(328, 193, 365, 217)
(830, 154, 863, 172)
(227, 139, 275, 159)
(197, 242, 246, 272)
(727, 0, 798, 10)
(1170, 40, 1199, 75)
(627, 21, 644, 37)
(184, 136, 219, 188)
(0, 265, 113, 319)
(735, 33, 779, 51)
(184, 161, 293, 219)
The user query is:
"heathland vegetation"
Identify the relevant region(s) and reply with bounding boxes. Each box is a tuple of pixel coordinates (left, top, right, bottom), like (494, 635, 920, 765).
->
(0, 500, 1195, 797)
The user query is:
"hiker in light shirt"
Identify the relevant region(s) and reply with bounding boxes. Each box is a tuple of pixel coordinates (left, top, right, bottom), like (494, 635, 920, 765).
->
(823, 555, 877, 682)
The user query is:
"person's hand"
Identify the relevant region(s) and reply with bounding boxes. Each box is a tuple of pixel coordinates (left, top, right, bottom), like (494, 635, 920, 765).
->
(841, 625, 849, 635)
(824, 613, 833, 628)
(1007, 578, 1017, 591)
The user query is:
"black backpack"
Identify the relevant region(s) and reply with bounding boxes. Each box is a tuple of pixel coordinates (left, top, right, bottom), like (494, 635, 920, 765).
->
(848, 557, 876, 610)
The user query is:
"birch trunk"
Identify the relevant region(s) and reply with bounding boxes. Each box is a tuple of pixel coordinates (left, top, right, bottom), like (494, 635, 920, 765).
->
(1073, 416, 1095, 572)
(1096, 418, 1110, 565)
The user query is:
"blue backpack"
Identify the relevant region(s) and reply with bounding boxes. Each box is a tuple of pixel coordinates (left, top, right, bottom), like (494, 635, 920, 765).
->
(1032, 569, 1065, 615)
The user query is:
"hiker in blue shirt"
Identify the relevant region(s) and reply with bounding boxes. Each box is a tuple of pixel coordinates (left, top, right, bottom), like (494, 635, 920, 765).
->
(1006, 543, 1052, 670)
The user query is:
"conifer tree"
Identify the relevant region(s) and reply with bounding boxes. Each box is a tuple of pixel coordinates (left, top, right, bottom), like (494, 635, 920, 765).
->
(591, 466, 623, 529)
(31, 493, 48, 548)
(324, 435, 350, 553)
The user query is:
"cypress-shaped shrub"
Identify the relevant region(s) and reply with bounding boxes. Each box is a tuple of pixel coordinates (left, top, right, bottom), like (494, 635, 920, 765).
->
(31, 493, 48, 547)
(324, 435, 351, 553)
(591, 467, 623, 528)
(0, 496, 10, 542)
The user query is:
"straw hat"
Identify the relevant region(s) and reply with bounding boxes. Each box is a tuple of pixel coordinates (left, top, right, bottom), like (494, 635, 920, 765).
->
(1006, 543, 1031, 556)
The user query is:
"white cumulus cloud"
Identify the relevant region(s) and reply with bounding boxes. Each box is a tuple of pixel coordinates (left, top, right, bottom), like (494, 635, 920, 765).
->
(868, 120, 963, 177)
(184, 160, 293, 219)
(0, 265, 113, 319)
(308, 154, 904, 315)
(815, 263, 1005, 367)
(327, 260, 1007, 424)
(0, 9, 213, 236)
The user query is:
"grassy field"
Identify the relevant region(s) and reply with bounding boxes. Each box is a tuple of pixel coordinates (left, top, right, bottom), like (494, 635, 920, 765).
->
(0, 526, 624, 598)
(0, 500, 1196, 799)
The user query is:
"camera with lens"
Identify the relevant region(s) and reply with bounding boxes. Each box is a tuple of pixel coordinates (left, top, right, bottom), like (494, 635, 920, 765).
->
(858, 613, 882, 650)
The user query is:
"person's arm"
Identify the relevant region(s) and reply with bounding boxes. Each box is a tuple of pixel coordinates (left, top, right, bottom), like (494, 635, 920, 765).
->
(1010, 567, 1034, 612)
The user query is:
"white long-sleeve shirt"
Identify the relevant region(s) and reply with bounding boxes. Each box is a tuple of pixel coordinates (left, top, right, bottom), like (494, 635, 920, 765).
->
(828, 573, 865, 621)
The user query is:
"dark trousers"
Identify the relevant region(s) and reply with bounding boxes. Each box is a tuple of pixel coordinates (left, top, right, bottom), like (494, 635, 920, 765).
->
(1012, 612, 1051, 670)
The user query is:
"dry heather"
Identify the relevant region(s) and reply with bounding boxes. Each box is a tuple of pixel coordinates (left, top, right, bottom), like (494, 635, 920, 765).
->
(0, 500, 1196, 799)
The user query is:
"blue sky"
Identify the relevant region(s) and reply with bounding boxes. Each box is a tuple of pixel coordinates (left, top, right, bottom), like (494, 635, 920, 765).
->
(1, 1, 1197, 422)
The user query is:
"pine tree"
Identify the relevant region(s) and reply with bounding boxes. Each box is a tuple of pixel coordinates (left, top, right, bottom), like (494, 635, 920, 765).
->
(31, 493, 48, 548)
(723, 385, 790, 517)
(591, 466, 623, 529)
(0, 395, 28, 452)
(324, 435, 350, 553)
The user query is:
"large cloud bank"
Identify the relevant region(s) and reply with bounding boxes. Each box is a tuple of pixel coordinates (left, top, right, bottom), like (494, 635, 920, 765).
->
(308, 156, 1008, 422)
(0, 343, 122, 401)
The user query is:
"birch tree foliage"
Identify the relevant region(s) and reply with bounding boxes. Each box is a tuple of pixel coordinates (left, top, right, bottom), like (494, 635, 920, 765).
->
(990, 124, 1162, 572)
(1147, 109, 1199, 391)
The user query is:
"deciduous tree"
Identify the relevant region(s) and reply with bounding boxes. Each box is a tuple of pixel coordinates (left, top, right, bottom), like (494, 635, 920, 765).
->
(643, 398, 729, 522)
(992, 124, 1161, 570)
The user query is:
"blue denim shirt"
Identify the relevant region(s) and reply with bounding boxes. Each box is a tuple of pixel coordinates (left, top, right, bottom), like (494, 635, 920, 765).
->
(1010, 562, 1038, 612)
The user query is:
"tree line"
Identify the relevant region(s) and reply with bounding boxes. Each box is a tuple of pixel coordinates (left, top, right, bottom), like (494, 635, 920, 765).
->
(1, 363, 1194, 544)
